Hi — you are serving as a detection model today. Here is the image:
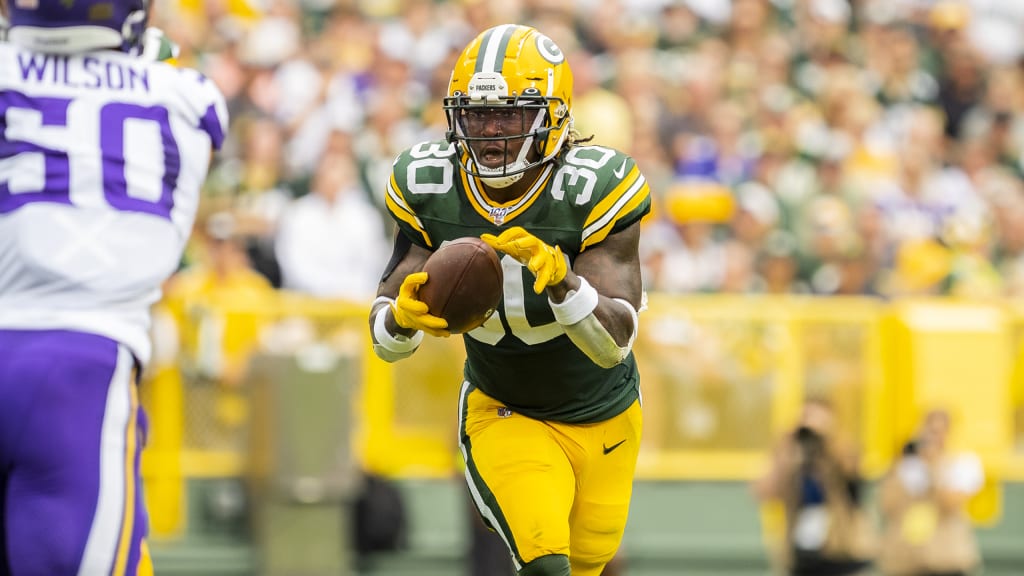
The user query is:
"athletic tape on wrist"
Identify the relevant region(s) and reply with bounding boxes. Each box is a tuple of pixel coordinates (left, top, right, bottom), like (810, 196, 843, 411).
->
(372, 300, 423, 354)
(549, 276, 599, 326)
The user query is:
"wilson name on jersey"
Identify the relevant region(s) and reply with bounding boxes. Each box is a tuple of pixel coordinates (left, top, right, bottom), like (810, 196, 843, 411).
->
(386, 141, 650, 423)
(0, 43, 228, 364)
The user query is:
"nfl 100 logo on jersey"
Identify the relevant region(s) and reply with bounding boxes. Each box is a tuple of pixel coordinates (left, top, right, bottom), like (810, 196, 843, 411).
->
(488, 206, 511, 225)
(386, 139, 647, 358)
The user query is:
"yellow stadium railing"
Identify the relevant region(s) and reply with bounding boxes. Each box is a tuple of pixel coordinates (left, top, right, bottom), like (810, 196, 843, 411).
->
(140, 292, 1024, 537)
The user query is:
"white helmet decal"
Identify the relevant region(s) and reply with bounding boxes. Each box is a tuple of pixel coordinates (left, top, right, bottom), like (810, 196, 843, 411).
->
(467, 71, 509, 102)
(535, 34, 564, 65)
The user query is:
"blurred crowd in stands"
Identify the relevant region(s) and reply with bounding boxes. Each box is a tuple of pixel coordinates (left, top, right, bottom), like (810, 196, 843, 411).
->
(151, 0, 1024, 302)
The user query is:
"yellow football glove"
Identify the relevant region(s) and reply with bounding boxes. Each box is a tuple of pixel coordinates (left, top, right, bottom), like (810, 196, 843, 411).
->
(481, 226, 567, 294)
(391, 272, 450, 338)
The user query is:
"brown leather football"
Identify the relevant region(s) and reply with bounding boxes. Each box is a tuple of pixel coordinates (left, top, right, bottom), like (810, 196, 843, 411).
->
(418, 237, 503, 334)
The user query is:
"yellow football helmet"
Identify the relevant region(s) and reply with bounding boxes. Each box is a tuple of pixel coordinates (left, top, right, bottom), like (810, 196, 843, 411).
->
(444, 24, 574, 188)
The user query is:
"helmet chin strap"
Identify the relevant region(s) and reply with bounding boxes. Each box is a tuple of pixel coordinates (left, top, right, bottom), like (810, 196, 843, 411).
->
(479, 161, 526, 188)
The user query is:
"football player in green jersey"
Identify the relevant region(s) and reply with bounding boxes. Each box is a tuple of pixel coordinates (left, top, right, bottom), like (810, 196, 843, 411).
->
(368, 24, 651, 576)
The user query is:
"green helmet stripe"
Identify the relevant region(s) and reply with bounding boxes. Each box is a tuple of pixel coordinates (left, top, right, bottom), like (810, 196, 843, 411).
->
(476, 24, 516, 74)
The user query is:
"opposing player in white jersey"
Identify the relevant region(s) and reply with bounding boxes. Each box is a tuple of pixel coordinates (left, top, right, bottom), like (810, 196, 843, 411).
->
(0, 0, 227, 573)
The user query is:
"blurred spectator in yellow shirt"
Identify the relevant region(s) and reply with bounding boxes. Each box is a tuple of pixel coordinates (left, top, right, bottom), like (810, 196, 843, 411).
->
(163, 211, 276, 389)
(641, 180, 734, 293)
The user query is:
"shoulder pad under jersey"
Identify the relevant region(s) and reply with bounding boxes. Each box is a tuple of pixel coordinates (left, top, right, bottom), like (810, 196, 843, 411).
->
(384, 140, 461, 248)
(553, 145, 651, 251)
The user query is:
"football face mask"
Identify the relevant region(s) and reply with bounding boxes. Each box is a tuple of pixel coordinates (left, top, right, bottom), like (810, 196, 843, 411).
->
(452, 103, 546, 175)
(444, 24, 574, 188)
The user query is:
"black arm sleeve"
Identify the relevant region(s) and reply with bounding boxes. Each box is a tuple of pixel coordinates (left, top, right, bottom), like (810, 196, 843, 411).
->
(380, 230, 413, 283)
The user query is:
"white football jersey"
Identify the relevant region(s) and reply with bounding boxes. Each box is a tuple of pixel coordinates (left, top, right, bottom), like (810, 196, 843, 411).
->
(0, 43, 227, 364)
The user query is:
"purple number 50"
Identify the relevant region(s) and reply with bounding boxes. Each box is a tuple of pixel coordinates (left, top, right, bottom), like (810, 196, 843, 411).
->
(0, 89, 181, 218)
(0, 91, 71, 213)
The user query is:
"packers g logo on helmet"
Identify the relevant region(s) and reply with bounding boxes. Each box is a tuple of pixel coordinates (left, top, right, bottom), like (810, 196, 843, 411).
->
(535, 34, 564, 65)
(444, 24, 575, 188)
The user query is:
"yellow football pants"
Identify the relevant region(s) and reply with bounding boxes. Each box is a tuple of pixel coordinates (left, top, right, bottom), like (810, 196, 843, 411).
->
(458, 381, 642, 576)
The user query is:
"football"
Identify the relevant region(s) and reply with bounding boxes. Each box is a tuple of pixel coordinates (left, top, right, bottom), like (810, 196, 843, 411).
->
(418, 237, 503, 334)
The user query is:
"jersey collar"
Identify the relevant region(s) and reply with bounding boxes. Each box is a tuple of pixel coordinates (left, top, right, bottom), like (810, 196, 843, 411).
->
(460, 151, 553, 226)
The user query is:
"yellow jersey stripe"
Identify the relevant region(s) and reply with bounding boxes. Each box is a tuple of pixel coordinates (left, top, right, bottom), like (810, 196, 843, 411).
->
(462, 161, 553, 224)
(460, 169, 491, 221)
(386, 174, 418, 220)
(137, 542, 155, 576)
(584, 164, 640, 229)
(112, 377, 139, 575)
(581, 176, 649, 250)
(386, 176, 432, 247)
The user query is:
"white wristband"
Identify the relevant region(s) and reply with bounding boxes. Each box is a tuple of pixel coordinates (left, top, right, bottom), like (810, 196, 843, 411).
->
(372, 296, 394, 310)
(372, 301, 423, 354)
(549, 276, 599, 326)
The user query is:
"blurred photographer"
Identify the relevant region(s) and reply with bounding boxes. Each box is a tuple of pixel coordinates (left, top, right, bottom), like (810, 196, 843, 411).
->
(754, 398, 876, 576)
(877, 409, 983, 576)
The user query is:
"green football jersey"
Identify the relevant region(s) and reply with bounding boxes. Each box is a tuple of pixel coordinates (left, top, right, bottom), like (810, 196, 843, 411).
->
(385, 140, 651, 424)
